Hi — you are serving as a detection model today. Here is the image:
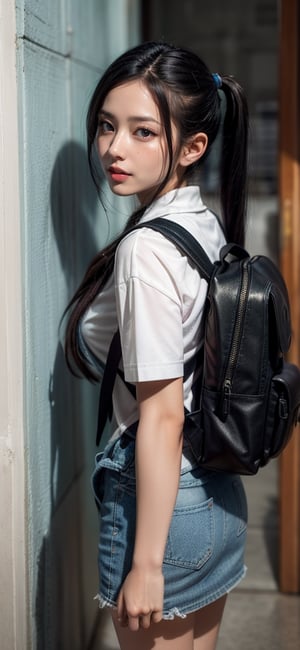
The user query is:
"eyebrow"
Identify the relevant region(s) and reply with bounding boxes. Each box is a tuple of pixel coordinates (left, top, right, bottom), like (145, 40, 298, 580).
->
(99, 109, 160, 125)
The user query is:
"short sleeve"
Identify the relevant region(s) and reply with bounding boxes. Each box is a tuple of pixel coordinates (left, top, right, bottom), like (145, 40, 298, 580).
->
(114, 229, 185, 383)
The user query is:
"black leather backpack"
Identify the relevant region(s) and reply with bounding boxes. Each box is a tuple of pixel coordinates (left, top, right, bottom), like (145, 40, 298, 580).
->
(97, 217, 300, 475)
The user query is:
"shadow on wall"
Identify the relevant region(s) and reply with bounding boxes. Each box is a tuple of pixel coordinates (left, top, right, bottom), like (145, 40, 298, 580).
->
(35, 141, 100, 649)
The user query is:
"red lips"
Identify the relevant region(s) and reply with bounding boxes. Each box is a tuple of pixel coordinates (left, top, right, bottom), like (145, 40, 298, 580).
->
(108, 165, 130, 175)
(108, 166, 131, 182)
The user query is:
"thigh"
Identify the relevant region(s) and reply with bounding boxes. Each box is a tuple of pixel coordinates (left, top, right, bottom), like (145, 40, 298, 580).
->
(111, 594, 227, 650)
(194, 595, 227, 650)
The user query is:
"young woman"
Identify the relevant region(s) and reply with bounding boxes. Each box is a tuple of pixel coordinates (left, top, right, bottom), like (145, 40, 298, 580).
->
(65, 41, 248, 650)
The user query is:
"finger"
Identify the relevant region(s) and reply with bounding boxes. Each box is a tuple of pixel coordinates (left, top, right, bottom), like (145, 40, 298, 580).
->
(127, 614, 140, 632)
(152, 610, 163, 624)
(140, 613, 152, 629)
(117, 590, 127, 626)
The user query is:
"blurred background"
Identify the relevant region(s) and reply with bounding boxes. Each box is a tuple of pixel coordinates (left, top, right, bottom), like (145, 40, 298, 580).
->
(143, 0, 280, 260)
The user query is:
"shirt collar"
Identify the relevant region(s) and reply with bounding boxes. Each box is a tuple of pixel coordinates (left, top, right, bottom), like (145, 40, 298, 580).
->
(140, 185, 206, 223)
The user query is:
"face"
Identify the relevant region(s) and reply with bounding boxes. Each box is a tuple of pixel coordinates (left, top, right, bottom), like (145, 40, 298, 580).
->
(96, 79, 183, 204)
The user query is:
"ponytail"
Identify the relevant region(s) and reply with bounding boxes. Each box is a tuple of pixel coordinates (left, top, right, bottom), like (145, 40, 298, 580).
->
(218, 76, 249, 246)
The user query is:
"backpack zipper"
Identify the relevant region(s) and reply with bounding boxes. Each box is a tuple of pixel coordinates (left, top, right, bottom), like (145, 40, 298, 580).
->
(220, 261, 250, 418)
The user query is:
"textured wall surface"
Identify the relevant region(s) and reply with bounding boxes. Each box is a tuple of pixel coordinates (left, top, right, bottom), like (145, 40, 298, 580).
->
(14, 1, 140, 647)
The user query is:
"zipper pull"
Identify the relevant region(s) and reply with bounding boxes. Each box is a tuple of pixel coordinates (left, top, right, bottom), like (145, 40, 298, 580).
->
(220, 379, 232, 420)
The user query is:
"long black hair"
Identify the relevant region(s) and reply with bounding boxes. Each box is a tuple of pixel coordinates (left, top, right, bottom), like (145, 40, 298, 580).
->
(65, 41, 248, 379)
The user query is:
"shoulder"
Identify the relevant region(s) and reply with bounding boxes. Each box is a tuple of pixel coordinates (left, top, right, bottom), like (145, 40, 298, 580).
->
(115, 226, 185, 284)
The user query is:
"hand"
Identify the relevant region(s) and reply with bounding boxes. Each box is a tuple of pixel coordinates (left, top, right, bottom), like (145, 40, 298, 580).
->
(116, 566, 164, 631)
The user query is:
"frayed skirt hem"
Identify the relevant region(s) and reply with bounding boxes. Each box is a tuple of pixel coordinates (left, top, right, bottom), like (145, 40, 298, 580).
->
(93, 565, 247, 621)
(93, 594, 187, 620)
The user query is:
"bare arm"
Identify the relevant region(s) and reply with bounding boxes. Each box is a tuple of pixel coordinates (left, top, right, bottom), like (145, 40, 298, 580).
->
(117, 376, 184, 631)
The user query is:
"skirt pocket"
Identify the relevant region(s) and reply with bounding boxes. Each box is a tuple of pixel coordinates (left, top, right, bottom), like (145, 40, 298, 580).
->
(164, 497, 215, 570)
(91, 435, 136, 508)
(92, 454, 105, 509)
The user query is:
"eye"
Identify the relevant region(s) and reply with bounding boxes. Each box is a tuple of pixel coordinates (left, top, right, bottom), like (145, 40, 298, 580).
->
(98, 119, 114, 134)
(135, 127, 155, 139)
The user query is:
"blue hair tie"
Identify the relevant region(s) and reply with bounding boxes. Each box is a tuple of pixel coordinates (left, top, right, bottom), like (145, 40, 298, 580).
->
(212, 73, 222, 89)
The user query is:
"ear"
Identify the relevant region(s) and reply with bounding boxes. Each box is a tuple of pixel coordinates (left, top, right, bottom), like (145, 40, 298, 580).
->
(179, 132, 208, 167)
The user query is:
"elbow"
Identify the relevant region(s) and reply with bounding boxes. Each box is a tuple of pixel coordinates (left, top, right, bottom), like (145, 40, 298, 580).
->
(176, 409, 185, 437)
(161, 408, 185, 441)
(139, 407, 184, 443)
(137, 377, 185, 443)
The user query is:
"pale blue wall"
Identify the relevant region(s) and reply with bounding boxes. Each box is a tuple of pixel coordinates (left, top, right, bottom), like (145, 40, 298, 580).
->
(15, 1, 140, 647)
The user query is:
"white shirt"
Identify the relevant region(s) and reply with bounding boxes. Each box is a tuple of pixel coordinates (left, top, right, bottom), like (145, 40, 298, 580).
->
(81, 185, 226, 439)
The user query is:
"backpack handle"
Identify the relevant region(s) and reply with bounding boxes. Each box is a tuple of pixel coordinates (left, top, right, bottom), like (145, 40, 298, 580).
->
(220, 243, 249, 263)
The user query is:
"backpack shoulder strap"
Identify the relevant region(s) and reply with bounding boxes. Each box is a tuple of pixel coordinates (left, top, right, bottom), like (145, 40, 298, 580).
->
(133, 217, 214, 282)
(96, 330, 137, 445)
(96, 330, 121, 445)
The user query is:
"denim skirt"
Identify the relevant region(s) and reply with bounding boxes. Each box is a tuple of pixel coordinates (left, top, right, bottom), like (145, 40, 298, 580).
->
(92, 433, 248, 619)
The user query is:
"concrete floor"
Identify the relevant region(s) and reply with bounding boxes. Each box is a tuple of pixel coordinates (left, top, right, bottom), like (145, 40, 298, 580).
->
(89, 460, 300, 649)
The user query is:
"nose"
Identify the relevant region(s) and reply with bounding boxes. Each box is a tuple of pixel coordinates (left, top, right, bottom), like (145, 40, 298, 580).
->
(108, 130, 127, 159)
